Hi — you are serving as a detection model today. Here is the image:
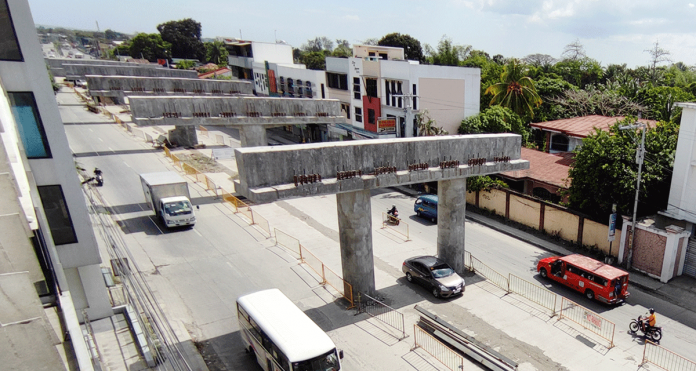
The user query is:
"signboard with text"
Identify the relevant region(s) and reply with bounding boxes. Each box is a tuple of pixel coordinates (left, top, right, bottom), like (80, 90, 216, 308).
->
(377, 118, 396, 133)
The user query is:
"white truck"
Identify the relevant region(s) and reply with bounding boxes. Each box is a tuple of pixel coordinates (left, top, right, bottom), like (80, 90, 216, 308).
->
(140, 172, 196, 228)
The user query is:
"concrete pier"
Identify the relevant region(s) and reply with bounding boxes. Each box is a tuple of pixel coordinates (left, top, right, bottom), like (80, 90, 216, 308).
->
(337, 190, 376, 296)
(240, 125, 268, 147)
(437, 179, 468, 274)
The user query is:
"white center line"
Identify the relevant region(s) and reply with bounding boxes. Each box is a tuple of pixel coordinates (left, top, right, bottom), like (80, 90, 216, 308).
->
(98, 138, 104, 142)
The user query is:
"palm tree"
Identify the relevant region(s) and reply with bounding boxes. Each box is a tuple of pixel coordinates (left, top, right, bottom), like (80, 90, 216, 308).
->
(416, 109, 449, 136)
(485, 59, 542, 118)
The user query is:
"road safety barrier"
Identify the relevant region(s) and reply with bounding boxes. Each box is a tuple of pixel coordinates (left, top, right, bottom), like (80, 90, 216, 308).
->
(642, 340, 696, 371)
(558, 297, 614, 348)
(413, 325, 464, 371)
(464, 251, 473, 271)
(253, 212, 271, 236)
(357, 293, 406, 340)
(509, 274, 557, 316)
(182, 162, 206, 183)
(215, 134, 224, 145)
(470, 255, 509, 292)
(273, 228, 354, 308)
(381, 212, 410, 241)
(198, 125, 208, 137)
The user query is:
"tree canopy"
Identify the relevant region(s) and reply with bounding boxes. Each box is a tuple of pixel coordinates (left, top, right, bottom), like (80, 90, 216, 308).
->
(378, 33, 424, 62)
(485, 59, 542, 119)
(128, 33, 170, 62)
(459, 106, 529, 143)
(204, 40, 229, 66)
(157, 18, 204, 60)
(566, 118, 679, 220)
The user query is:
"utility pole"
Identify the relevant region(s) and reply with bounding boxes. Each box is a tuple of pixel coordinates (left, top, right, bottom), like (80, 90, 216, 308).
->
(392, 91, 419, 137)
(619, 121, 646, 270)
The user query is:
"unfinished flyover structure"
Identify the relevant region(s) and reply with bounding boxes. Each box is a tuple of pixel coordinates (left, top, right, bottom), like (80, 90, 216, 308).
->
(233, 135, 530, 297)
(128, 95, 344, 147)
(86, 75, 253, 104)
(64, 63, 197, 82)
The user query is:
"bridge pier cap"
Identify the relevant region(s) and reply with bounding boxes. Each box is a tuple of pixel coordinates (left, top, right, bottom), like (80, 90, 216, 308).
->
(233, 134, 529, 204)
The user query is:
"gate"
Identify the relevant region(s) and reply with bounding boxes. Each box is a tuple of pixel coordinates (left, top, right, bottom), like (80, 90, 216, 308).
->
(684, 239, 696, 277)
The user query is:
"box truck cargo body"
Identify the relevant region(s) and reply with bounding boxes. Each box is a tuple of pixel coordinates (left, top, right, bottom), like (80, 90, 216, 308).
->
(140, 172, 196, 227)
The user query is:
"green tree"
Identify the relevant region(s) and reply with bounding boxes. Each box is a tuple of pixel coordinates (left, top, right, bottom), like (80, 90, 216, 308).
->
(531, 77, 577, 122)
(567, 118, 679, 221)
(551, 58, 604, 89)
(458, 106, 529, 143)
(176, 60, 196, 69)
(637, 86, 695, 122)
(157, 18, 205, 60)
(416, 109, 448, 136)
(204, 40, 229, 65)
(425, 36, 470, 66)
(467, 176, 508, 192)
(485, 59, 542, 118)
(378, 33, 424, 62)
(129, 33, 171, 62)
(299, 51, 327, 70)
(332, 39, 352, 58)
(302, 36, 334, 52)
(109, 44, 131, 59)
(548, 86, 644, 118)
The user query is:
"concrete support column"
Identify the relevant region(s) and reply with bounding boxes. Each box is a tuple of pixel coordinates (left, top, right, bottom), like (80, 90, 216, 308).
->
(240, 125, 268, 147)
(169, 125, 198, 147)
(437, 178, 467, 274)
(337, 190, 375, 297)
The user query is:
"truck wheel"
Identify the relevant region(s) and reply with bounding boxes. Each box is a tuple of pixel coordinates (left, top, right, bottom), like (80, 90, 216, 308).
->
(585, 290, 595, 300)
(539, 268, 548, 278)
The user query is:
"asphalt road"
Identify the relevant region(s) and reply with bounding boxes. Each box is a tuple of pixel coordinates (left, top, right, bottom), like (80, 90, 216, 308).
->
(59, 91, 696, 370)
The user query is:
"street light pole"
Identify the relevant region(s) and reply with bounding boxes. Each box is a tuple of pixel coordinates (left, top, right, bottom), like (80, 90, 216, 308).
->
(619, 122, 646, 270)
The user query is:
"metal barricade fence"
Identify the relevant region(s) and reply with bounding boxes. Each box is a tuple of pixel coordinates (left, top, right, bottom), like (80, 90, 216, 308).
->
(274, 228, 302, 257)
(643, 340, 696, 371)
(198, 125, 208, 137)
(558, 297, 615, 348)
(145, 132, 153, 143)
(170, 154, 183, 170)
(131, 128, 144, 140)
(358, 293, 406, 340)
(221, 190, 239, 212)
(252, 210, 271, 237)
(413, 325, 464, 371)
(236, 200, 254, 223)
(323, 264, 354, 309)
(470, 255, 509, 292)
(299, 245, 326, 284)
(163, 146, 171, 158)
(381, 212, 410, 241)
(509, 274, 557, 316)
(204, 175, 219, 197)
(215, 134, 224, 144)
(464, 251, 473, 271)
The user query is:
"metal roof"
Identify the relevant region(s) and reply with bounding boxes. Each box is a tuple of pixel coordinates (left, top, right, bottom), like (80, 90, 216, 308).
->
(560, 254, 628, 280)
(530, 115, 657, 138)
(500, 147, 574, 188)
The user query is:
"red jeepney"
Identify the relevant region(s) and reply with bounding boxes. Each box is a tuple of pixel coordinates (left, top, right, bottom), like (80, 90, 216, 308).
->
(537, 254, 629, 304)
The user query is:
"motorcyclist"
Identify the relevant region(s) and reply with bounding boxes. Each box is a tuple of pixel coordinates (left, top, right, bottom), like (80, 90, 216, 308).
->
(387, 205, 398, 217)
(642, 308, 657, 333)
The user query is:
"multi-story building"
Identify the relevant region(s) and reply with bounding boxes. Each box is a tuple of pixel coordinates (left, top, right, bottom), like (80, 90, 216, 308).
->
(325, 45, 481, 139)
(1, 0, 112, 367)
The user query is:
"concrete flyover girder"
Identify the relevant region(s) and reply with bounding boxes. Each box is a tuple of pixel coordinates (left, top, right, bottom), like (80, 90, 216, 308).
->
(64, 64, 197, 81)
(233, 134, 529, 204)
(86, 75, 253, 101)
(128, 96, 345, 127)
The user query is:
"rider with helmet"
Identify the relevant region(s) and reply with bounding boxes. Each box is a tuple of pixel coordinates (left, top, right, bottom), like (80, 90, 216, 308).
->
(643, 308, 657, 332)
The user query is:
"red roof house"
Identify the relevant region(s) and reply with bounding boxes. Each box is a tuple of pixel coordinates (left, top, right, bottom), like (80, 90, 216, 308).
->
(499, 147, 575, 202)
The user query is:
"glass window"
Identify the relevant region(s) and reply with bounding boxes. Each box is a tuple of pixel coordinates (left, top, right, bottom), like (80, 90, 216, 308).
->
(0, 0, 22, 61)
(37, 185, 78, 246)
(353, 77, 361, 100)
(368, 108, 375, 124)
(355, 107, 362, 123)
(8, 92, 52, 158)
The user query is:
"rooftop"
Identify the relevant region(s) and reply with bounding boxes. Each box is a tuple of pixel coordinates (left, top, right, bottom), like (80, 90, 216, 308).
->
(501, 147, 574, 188)
(531, 115, 657, 138)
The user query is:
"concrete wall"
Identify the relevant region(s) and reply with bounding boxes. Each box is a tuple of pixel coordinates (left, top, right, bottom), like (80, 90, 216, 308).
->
(129, 96, 343, 125)
(65, 64, 197, 80)
(274, 64, 327, 99)
(419, 78, 467, 135)
(665, 103, 696, 223)
(478, 187, 506, 217)
(252, 42, 294, 64)
(509, 193, 541, 229)
(86, 75, 253, 98)
(353, 45, 404, 60)
(582, 218, 621, 255)
(544, 205, 580, 243)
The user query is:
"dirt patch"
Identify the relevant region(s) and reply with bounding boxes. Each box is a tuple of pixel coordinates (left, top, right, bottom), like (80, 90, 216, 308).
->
(175, 150, 236, 176)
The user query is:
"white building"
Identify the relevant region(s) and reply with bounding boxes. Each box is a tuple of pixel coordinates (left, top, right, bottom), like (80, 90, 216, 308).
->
(325, 45, 480, 140)
(0, 1, 112, 368)
(662, 103, 696, 277)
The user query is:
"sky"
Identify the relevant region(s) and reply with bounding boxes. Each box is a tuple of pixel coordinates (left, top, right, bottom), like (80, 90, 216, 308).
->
(27, 0, 696, 68)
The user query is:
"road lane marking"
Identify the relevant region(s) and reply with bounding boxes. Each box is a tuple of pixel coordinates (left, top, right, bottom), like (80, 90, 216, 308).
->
(147, 216, 163, 234)
(98, 137, 104, 142)
(193, 228, 202, 237)
(108, 147, 114, 152)
(123, 161, 130, 168)
(89, 128, 93, 132)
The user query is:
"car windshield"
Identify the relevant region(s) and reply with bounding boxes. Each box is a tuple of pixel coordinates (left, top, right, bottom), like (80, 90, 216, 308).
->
(430, 264, 454, 278)
(292, 349, 340, 371)
(164, 200, 192, 216)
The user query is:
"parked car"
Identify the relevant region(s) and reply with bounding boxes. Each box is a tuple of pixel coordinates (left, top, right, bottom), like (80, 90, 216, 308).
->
(402, 255, 464, 298)
(414, 194, 438, 222)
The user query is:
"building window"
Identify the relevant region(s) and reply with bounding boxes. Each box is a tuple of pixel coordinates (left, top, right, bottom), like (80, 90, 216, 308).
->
(0, 0, 23, 61)
(379, 53, 387, 60)
(297, 79, 303, 96)
(8, 92, 52, 158)
(353, 77, 361, 100)
(385, 81, 390, 106)
(366, 78, 377, 98)
(397, 82, 402, 107)
(305, 81, 312, 98)
(341, 103, 350, 119)
(326, 72, 348, 90)
(550, 134, 569, 152)
(287, 78, 294, 97)
(368, 109, 375, 124)
(279, 77, 285, 95)
(355, 107, 362, 123)
(38, 185, 78, 246)
(413, 84, 417, 110)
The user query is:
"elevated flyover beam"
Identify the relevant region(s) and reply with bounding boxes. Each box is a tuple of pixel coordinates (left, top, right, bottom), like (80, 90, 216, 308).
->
(128, 96, 344, 127)
(86, 75, 253, 101)
(233, 134, 529, 204)
(64, 64, 197, 81)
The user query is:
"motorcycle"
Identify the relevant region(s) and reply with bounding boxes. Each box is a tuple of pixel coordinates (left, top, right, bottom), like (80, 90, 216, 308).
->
(629, 315, 662, 342)
(386, 208, 400, 226)
(94, 168, 104, 186)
